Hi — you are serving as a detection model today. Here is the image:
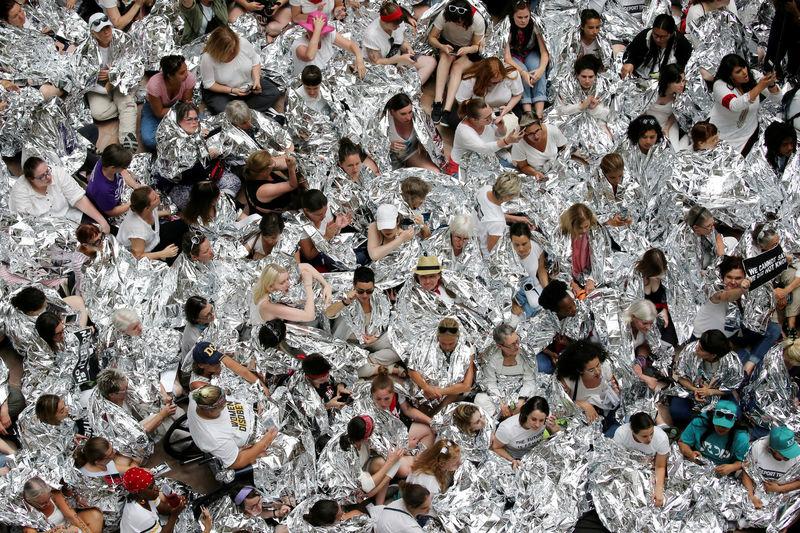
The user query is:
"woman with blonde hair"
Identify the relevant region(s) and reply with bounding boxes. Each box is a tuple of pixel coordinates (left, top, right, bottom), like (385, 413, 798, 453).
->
(243, 151, 300, 214)
(200, 26, 281, 114)
(559, 202, 600, 296)
(250, 262, 332, 324)
(406, 439, 462, 496)
(452, 403, 485, 437)
(473, 171, 527, 256)
(452, 57, 523, 130)
(623, 299, 668, 392)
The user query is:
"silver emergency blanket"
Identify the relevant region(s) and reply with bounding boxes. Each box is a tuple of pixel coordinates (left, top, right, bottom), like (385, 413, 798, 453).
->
(329, 381, 411, 450)
(87, 387, 154, 460)
(522, 297, 595, 355)
(205, 494, 271, 533)
(22, 0, 89, 45)
(76, 27, 145, 96)
(431, 401, 495, 464)
(328, 287, 392, 340)
(432, 460, 507, 533)
(291, 206, 360, 271)
(667, 339, 743, 410)
(153, 106, 212, 181)
(412, 0, 497, 58)
(741, 344, 800, 433)
(423, 226, 487, 284)
(739, 436, 800, 530)
(215, 107, 294, 162)
(0, 214, 83, 284)
(284, 494, 374, 532)
(475, 343, 539, 409)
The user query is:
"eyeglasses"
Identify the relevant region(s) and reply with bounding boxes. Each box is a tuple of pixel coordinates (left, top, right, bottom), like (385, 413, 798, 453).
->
(447, 4, 468, 14)
(582, 364, 602, 374)
(714, 410, 735, 421)
(112, 387, 129, 396)
(32, 167, 52, 181)
(89, 234, 104, 247)
(356, 288, 374, 295)
(438, 325, 459, 335)
(243, 495, 262, 512)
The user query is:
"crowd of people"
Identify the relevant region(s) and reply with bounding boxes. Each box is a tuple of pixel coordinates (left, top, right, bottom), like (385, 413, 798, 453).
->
(1, 0, 800, 531)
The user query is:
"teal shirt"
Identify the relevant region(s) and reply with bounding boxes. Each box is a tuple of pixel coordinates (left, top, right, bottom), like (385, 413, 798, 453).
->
(680, 416, 749, 467)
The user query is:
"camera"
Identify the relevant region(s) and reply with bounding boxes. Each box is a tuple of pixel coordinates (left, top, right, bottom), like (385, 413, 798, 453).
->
(254, 0, 278, 16)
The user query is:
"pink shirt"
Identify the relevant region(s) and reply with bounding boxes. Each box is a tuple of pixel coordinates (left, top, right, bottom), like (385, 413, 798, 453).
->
(146, 72, 197, 107)
(571, 233, 590, 279)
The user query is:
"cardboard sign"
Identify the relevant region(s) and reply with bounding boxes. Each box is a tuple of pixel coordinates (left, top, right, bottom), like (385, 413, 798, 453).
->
(743, 244, 788, 290)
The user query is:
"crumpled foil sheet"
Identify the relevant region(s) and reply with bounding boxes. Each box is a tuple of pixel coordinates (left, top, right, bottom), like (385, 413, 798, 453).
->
(741, 344, 800, 433)
(740, 436, 800, 529)
(284, 494, 374, 532)
(86, 387, 155, 460)
(667, 339, 743, 410)
(430, 401, 496, 464)
(76, 27, 146, 96)
(432, 459, 508, 532)
(153, 106, 213, 181)
(216, 107, 294, 163)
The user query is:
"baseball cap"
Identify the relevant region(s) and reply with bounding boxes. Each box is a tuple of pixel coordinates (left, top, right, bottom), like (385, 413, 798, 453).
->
(192, 341, 224, 365)
(769, 426, 800, 459)
(375, 204, 398, 231)
(711, 400, 738, 429)
(88, 13, 113, 32)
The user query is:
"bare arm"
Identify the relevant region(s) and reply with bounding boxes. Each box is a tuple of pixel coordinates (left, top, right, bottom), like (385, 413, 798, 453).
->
(398, 401, 432, 425)
(74, 197, 110, 233)
(367, 224, 414, 261)
(228, 428, 278, 469)
(105, 1, 143, 30)
(51, 491, 91, 533)
(129, 238, 175, 261)
(653, 453, 667, 504)
(490, 435, 519, 466)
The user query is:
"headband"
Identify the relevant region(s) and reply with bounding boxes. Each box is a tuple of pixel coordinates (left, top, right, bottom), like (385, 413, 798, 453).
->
(197, 392, 227, 410)
(359, 415, 374, 439)
(380, 7, 403, 22)
(305, 371, 330, 380)
(234, 486, 256, 505)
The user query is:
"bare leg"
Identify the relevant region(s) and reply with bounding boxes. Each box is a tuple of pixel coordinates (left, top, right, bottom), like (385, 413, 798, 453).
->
(522, 103, 532, 112)
(267, 7, 291, 37)
(443, 57, 473, 112)
(395, 454, 415, 478)
(656, 402, 672, 427)
(406, 148, 440, 172)
(408, 422, 436, 450)
(415, 55, 437, 86)
(228, 5, 246, 21)
(534, 101, 544, 118)
(434, 54, 453, 102)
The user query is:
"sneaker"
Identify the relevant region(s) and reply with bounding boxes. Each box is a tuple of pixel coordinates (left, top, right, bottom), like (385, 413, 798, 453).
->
(788, 328, 798, 340)
(431, 101, 443, 124)
(121, 132, 138, 152)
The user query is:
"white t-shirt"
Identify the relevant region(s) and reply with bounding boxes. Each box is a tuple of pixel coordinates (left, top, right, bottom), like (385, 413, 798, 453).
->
(710, 76, 781, 153)
(472, 185, 505, 257)
(290, 0, 334, 16)
(685, 2, 738, 35)
(406, 470, 441, 497)
(613, 423, 670, 456)
(374, 499, 424, 533)
(432, 12, 485, 47)
(299, 85, 331, 115)
(692, 299, 732, 338)
(291, 30, 338, 76)
(120, 498, 162, 533)
(116, 211, 161, 253)
(362, 17, 405, 58)
(187, 396, 255, 468)
(510, 125, 567, 170)
(200, 36, 260, 89)
(518, 244, 544, 289)
(495, 414, 546, 459)
(788, 89, 800, 135)
(9, 166, 86, 224)
(749, 437, 800, 482)
(456, 75, 523, 110)
(98, 0, 119, 13)
(452, 122, 502, 164)
(199, 3, 213, 34)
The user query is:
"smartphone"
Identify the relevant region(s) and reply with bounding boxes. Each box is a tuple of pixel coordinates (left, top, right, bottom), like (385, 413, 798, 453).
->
(63, 313, 78, 325)
(205, 126, 223, 138)
(338, 393, 353, 404)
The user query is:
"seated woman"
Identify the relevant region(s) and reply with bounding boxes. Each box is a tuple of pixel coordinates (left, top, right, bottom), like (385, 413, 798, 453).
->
(119, 468, 185, 533)
(510, 221, 548, 293)
(576, 8, 606, 62)
(558, 202, 603, 296)
(690, 121, 720, 151)
(627, 114, 664, 158)
(297, 189, 353, 268)
(681, 205, 730, 275)
(684, 0, 738, 38)
(96, 369, 178, 436)
(451, 99, 524, 171)
(585, 153, 634, 233)
(490, 396, 560, 470)
(621, 14, 692, 79)
(22, 476, 103, 533)
(374, 482, 431, 533)
(678, 400, 749, 475)
(442, 214, 478, 269)
(232, 486, 290, 533)
(383, 93, 440, 172)
(291, 11, 365, 78)
(764, 120, 797, 177)
(115, 187, 182, 262)
(452, 57, 523, 131)
(370, 370, 435, 450)
(180, 296, 215, 360)
(472, 171, 523, 256)
(429, 0, 486, 124)
(612, 412, 669, 506)
(250, 262, 332, 324)
(363, 2, 436, 84)
(199, 26, 281, 115)
(407, 439, 461, 497)
(242, 151, 300, 215)
(557, 339, 621, 436)
(336, 138, 380, 185)
(73, 436, 138, 485)
(326, 266, 402, 378)
(182, 181, 220, 227)
(400, 176, 433, 240)
(338, 415, 406, 505)
(187, 384, 279, 469)
(710, 54, 780, 155)
(301, 353, 353, 413)
(475, 323, 537, 418)
(289, 0, 344, 23)
(512, 112, 567, 181)
(646, 64, 690, 151)
(407, 317, 475, 414)
(10, 157, 110, 234)
(141, 55, 195, 151)
(244, 212, 285, 259)
(634, 248, 678, 346)
(367, 204, 415, 262)
(625, 299, 670, 393)
(553, 55, 611, 124)
(503, 1, 548, 117)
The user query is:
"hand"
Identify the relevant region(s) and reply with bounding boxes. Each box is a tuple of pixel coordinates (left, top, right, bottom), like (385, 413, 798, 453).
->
(544, 413, 558, 433)
(362, 334, 379, 345)
(621, 63, 634, 79)
(387, 445, 405, 464)
(408, 435, 419, 449)
(694, 387, 708, 402)
(714, 463, 737, 476)
(66, 0, 76, 9)
(585, 279, 596, 295)
(422, 385, 441, 400)
(644, 375, 660, 391)
(231, 87, 251, 96)
(529, 68, 543, 84)
(322, 283, 333, 306)
(580, 402, 599, 422)
(275, 504, 291, 518)
(764, 481, 782, 493)
(325, 394, 346, 409)
(749, 493, 764, 509)
(312, 13, 326, 32)
(504, 130, 525, 145)
(774, 287, 789, 300)
(689, 450, 702, 463)
(658, 309, 669, 328)
(355, 58, 366, 78)
(532, 170, 546, 182)
(98, 69, 109, 83)
(741, 277, 752, 291)
(400, 226, 415, 242)
(456, 46, 471, 57)
(510, 459, 521, 470)
(99, 221, 111, 234)
(159, 244, 179, 259)
(252, 80, 262, 94)
(391, 140, 406, 153)
(334, 4, 346, 19)
(243, 0, 261, 9)
(440, 44, 454, 55)
(0, 404, 10, 435)
(169, 494, 187, 514)
(520, 70, 532, 88)
(587, 96, 599, 110)
(758, 71, 776, 89)
(653, 489, 664, 507)
(159, 400, 178, 419)
(200, 506, 212, 531)
(260, 426, 279, 449)
(0, 79, 20, 92)
(396, 52, 416, 66)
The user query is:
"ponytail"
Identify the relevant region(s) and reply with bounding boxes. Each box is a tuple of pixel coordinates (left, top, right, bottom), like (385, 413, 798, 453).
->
(73, 437, 111, 468)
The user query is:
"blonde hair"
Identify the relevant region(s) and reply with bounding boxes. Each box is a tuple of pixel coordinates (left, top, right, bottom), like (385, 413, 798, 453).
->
(492, 172, 522, 200)
(410, 439, 461, 492)
(452, 404, 479, 436)
(559, 203, 598, 237)
(599, 153, 624, 175)
(111, 308, 140, 331)
(623, 299, 656, 325)
(203, 26, 240, 62)
(244, 150, 273, 181)
(192, 384, 223, 406)
(253, 263, 287, 303)
(784, 338, 800, 365)
(437, 317, 459, 339)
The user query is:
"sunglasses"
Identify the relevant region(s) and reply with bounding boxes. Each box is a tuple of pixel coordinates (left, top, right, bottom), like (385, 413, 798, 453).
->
(438, 326, 459, 334)
(90, 14, 110, 30)
(190, 231, 204, 246)
(447, 5, 468, 14)
(356, 288, 374, 295)
(714, 410, 735, 421)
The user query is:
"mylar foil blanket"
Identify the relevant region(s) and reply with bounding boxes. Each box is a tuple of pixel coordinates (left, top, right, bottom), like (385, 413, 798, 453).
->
(430, 401, 496, 465)
(668, 339, 744, 409)
(87, 387, 154, 460)
(741, 344, 800, 433)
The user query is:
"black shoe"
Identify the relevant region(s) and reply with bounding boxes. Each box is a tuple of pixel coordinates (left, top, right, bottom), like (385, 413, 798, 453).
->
(121, 132, 138, 152)
(431, 101, 443, 124)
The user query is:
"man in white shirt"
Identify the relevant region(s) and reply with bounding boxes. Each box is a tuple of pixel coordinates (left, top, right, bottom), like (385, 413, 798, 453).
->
(120, 467, 185, 533)
(298, 65, 332, 116)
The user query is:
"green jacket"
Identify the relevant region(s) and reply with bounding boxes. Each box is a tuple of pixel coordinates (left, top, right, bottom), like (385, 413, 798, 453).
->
(179, 0, 229, 45)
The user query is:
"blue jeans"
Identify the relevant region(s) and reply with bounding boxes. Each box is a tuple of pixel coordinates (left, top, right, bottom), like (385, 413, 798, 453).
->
(140, 100, 164, 150)
(536, 351, 555, 374)
(731, 322, 781, 365)
(512, 52, 547, 104)
(514, 278, 541, 318)
(670, 393, 738, 427)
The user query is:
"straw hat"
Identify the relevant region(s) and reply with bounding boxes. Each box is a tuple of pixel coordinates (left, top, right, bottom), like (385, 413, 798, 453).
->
(413, 255, 442, 275)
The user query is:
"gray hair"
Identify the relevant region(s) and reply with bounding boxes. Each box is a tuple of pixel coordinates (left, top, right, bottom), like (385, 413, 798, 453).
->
(623, 299, 657, 325)
(225, 100, 251, 125)
(111, 308, 139, 331)
(685, 205, 711, 227)
(23, 477, 51, 501)
(449, 214, 475, 238)
(492, 323, 516, 345)
(96, 368, 126, 397)
(755, 227, 779, 248)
